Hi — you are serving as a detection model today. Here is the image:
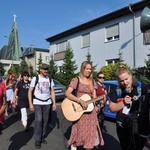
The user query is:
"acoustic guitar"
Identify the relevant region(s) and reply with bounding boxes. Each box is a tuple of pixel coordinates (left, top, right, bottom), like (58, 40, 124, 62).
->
(61, 94, 104, 121)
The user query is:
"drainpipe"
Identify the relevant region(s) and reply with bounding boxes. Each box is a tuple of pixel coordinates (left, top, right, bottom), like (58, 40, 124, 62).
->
(129, 4, 136, 68)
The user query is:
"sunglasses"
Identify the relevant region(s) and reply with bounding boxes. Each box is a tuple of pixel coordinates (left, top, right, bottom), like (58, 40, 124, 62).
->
(24, 75, 29, 77)
(98, 76, 105, 79)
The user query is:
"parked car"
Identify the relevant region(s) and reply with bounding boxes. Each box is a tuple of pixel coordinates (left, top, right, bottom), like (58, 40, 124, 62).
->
(102, 80, 118, 119)
(53, 80, 66, 101)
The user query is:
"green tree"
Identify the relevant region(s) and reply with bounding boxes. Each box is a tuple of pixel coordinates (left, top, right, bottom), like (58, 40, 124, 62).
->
(100, 62, 129, 80)
(86, 50, 97, 80)
(58, 43, 78, 86)
(28, 64, 37, 77)
(48, 54, 58, 79)
(37, 53, 43, 73)
(0, 62, 5, 76)
(19, 59, 28, 73)
(8, 66, 17, 76)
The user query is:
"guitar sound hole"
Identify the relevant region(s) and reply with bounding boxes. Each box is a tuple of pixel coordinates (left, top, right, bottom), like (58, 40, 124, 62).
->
(72, 103, 76, 112)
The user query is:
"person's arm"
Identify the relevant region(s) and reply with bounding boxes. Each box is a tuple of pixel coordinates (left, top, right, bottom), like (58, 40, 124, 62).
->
(28, 87, 34, 111)
(65, 86, 88, 109)
(0, 105, 5, 116)
(12, 87, 18, 104)
(109, 96, 131, 112)
(51, 87, 56, 110)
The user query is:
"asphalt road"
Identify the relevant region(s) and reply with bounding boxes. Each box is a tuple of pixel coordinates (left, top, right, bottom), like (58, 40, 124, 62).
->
(0, 104, 149, 150)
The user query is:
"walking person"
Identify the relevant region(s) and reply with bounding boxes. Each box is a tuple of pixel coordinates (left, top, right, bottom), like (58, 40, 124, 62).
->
(96, 72, 107, 130)
(65, 61, 105, 150)
(13, 71, 30, 129)
(0, 76, 6, 134)
(28, 63, 56, 149)
(5, 73, 16, 116)
(109, 65, 148, 150)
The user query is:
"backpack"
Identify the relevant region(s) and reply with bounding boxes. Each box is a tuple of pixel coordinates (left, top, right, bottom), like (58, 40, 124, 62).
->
(116, 82, 149, 137)
(128, 92, 150, 137)
(32, 75, 51, 101)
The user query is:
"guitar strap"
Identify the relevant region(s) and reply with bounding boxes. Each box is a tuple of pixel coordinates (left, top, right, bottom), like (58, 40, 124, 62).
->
(72, 77, 79, 96)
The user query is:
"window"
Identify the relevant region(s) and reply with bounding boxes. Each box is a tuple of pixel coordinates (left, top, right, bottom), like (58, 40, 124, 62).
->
(45, 56, 49, 62)
(143, 31, 150, 45)
(105, 24, 119, 42)
(56, 41, 67, 53)
(106, 58, 119, 65)
(82, 33, 90, 48)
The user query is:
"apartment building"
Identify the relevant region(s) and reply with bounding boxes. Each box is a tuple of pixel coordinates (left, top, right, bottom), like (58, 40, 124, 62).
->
(46, 1, 150, 72)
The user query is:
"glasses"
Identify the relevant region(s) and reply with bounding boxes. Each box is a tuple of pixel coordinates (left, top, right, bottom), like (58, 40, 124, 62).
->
(98, 76, 105, 79)
(24, 75, 29, 77)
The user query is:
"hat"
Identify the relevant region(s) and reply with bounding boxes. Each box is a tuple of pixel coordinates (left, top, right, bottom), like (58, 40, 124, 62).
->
(40, 63, 49, 69)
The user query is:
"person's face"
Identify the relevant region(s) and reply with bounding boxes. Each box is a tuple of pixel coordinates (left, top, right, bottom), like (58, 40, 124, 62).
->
(97, 74, 105, 83)
(118, 72, 132, 89)
(41, 68, 48, 76)
(23, 74, 29, 81)
(83, 64, 92, 77)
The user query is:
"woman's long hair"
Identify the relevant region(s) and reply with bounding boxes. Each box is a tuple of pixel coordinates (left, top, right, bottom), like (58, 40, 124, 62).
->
(79, 61, 94, 93)
(6, 73, 13, 86)
(79, 61, 93, 79)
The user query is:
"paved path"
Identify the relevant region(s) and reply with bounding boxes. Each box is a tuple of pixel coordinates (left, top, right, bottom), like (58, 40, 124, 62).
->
(0, 104, 149, 150)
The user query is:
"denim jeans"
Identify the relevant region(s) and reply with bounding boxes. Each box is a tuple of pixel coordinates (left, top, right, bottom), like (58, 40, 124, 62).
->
(34, 104, 50, 141)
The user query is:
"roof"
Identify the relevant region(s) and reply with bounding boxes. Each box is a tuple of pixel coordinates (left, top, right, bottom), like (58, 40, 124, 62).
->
(46, 1, 150, 42)
(21, 47, 49, 57)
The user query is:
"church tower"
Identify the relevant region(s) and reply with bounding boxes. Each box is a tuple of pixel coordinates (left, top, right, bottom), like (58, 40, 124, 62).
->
(0, 14, 22, 61)
(6, 14, 22, 61)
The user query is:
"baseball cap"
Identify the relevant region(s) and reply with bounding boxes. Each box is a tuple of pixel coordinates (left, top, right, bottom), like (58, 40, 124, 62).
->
(40, 63, 49, 70)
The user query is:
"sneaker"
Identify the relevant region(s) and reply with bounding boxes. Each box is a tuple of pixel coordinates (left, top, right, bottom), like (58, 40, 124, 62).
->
(41, 139, 47, 144)
(35, 141, 41, 149)
(71, 145, 77, 150)
(48, 123, 54, 128)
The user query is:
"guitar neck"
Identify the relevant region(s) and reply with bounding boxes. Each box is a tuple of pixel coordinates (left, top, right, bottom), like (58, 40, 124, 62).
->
(86, 95, 104, 104)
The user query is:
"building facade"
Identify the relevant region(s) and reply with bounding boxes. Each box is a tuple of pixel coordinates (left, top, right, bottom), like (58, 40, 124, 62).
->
(22, 45, 50, 72)
(46, 1, 150, 72)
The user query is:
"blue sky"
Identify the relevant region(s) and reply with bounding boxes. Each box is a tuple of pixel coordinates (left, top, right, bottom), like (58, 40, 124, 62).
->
(0, 0, 140, 50)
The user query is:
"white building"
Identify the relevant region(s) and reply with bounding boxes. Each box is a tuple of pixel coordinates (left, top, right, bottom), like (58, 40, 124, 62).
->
(46, 1, 150, 72)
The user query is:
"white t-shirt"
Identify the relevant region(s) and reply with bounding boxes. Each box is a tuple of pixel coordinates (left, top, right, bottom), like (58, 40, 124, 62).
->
(30, 75, 54, 105)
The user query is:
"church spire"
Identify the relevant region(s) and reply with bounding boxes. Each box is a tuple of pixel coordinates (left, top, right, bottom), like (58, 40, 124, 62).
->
(5, 14, 22, 61)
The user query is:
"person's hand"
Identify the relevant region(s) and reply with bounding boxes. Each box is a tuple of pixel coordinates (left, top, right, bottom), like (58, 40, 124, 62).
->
(11, 99, 16, 104)
(52, 103, 56, 111)
(95, 105, 100, 112)
(29, 104, 34, 112)
(123, 95, 132, 105)
(79, 99, 88, 110)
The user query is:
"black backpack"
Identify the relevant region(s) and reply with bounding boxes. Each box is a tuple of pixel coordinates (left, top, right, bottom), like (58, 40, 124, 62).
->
(32, 75, 51, 101)
(128, 91, 150, 137)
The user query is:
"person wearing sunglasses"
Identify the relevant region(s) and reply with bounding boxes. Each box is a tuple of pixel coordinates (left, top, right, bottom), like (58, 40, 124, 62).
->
(13, 71, 30, 130)
(96, 72, 107, 131)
